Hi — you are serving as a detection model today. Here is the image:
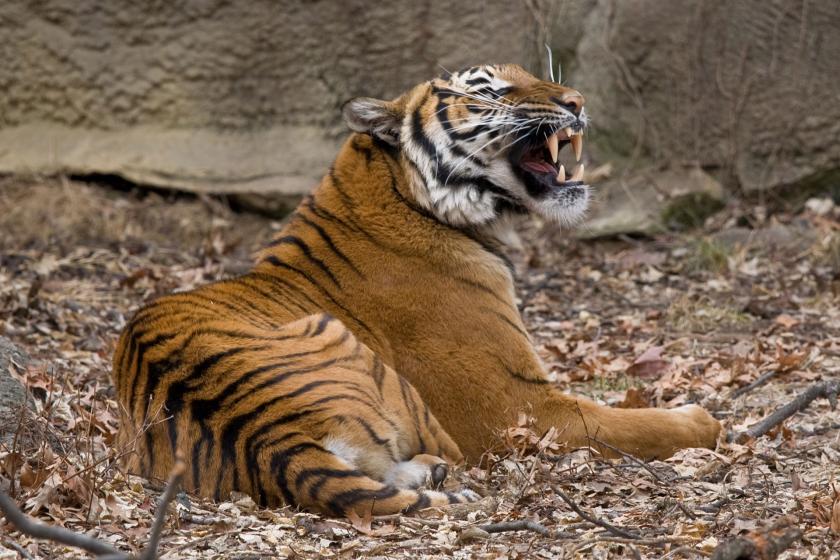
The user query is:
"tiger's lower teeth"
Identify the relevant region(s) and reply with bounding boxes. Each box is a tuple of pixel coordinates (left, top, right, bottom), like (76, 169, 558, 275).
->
(570, 163, 584, 182)
(556, 164, 565, 182)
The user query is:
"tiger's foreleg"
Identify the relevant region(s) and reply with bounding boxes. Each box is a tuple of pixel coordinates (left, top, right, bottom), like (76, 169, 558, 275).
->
(531, 387, 721, 460)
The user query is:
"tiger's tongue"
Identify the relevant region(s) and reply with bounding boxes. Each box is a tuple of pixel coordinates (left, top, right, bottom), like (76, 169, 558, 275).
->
(521, 160, 555, 174)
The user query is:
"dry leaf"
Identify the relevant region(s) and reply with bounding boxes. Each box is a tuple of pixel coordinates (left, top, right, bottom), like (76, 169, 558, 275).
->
(627, 345, 670, 379)
(774, 314, 799, 329)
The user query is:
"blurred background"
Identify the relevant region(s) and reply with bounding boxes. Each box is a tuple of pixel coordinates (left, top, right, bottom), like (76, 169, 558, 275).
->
(1, 0, 838, 235)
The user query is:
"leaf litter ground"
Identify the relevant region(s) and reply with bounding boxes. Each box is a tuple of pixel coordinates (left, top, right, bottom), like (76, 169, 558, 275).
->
(0, 177, 838, 559)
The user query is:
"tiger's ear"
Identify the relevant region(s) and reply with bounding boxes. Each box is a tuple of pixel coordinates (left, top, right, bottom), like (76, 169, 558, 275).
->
(342, 97, 403, 146)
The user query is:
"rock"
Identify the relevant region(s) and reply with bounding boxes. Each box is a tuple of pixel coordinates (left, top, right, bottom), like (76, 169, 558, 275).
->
(573, 0, 840, 194)
(0, 1, 546, 197)
(712, 222, 818, 254)
(0, 337, 34, 447)
(579, 166, 725, 238)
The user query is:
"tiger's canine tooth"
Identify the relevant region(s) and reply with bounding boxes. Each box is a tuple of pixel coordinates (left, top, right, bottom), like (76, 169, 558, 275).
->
(571, 163, 584, 182)
(547, 133, 559, 163)
(570, 134, 583, 162)
(557, 164, 566, 183)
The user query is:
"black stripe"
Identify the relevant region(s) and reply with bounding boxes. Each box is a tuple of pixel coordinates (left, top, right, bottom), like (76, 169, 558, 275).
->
(249, 272, 324, 315)
(139, 326, 296, 419)
(261, 255, 374, 337)
(268, 235, 341, 287)
(371, 355, 387, 396)
(311, 313, 333, 336)
(334, 414, 396, 459)
(479, 306, 530, 339)
(226, 408, 322, 495)
(128, 331, 179, 415)
(295, 467, 365, 492)
(164, 346, 254, 452)
(404, 491, 431, 513)
(465, 76, 490, 86)
(294, 213, 364, 277)
(397, 376, 425, 454)
(252, 431, 303, 505)
(329, 485, 401, 516)
(238, 275, 305, 316)
(269, 440, 328, 505)
(500, 360, 549, 385)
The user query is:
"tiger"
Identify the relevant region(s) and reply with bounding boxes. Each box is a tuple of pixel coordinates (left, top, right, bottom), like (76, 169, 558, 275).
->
(112, 63, 721, 517)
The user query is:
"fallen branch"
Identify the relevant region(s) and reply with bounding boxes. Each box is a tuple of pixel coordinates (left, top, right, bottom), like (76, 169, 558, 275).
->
(0, 457, 186, 559)
(0, 492, 122, 558)
(735, 380, 839, 443)
(555, 488, 640, 539)
(711, 517, 801, 560)
(730, 370, 780, 400)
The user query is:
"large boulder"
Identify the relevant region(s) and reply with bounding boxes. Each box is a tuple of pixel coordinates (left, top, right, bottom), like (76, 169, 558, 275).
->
(0, 1, 543, 195)
(0, 337, 34, 447)
(573, 0, 840, 194)
(580, 166, 725, 238)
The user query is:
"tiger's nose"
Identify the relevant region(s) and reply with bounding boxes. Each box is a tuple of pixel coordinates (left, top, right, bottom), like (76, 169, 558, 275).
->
(559, 91, 584, 114)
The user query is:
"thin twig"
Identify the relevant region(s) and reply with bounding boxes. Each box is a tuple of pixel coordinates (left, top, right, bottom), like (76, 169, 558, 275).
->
(588, 436, 666, 482)
(0, 492, 124, 557)
(555, 488, 640, 539)
(478, 519, 551, 536)
(479, 519, 551, 536)
(179, 512, 228, 526)
(735, 380, 839, 443)
(461, 519, 577, 540)
(730, 370, 780, 399)
(140, 456, 186, 560)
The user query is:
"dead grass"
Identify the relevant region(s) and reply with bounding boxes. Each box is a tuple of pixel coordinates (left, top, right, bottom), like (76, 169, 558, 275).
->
(664, 295, 752, 334)
(0, 176, 274, 258)
(682, 237, 731, 275)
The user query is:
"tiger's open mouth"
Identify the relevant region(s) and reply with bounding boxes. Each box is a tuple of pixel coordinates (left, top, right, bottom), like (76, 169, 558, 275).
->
(511, 127, 585, 191)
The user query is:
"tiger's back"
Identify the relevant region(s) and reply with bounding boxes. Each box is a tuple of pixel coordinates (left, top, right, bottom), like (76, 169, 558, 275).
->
(113, 276, 473, 515)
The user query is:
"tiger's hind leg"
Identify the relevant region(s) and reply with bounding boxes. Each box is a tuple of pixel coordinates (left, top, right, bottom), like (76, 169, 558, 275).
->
(255, 431, 478, 516)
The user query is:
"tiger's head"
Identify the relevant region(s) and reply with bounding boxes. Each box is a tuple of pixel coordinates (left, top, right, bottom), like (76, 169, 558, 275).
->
(343, 63, 589, 231)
